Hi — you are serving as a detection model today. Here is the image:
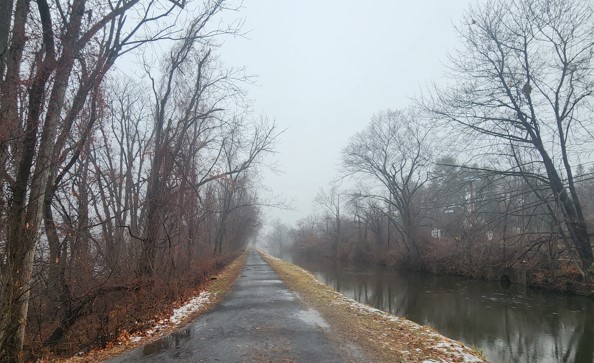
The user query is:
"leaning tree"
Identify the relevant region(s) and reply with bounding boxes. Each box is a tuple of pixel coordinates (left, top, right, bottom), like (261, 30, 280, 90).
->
(427, 0, 594, 277)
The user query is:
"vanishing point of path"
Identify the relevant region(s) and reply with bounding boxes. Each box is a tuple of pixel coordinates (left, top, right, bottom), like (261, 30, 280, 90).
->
(107, 250, 364, 362)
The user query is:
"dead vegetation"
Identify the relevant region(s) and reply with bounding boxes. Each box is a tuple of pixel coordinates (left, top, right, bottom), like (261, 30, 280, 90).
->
(41, 252, 247, 362)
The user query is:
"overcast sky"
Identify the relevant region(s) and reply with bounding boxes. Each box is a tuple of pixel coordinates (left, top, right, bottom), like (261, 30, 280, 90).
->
(220, 1, 476, 227)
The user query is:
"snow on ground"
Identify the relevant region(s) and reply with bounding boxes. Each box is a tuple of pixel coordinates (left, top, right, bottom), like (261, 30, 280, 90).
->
(430, 342, 484, 363)
(170, 292, 211, 324)
(334, 292, 483, 362)
(128, 291, 212, 343)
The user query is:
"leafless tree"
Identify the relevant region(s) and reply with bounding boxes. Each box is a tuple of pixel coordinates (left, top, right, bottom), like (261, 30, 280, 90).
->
(0, 0, 219, 358)
(139, 1, 235, 276)
(342, 109, 432, 265)
(425, 0, 594, 278)
(315, 185, 343, 258)
(265, 219, 292, 257)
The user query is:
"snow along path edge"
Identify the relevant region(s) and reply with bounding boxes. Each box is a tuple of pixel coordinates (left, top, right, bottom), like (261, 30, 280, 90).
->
(260, 251, 485, 363)
(128, 291, 213, 343)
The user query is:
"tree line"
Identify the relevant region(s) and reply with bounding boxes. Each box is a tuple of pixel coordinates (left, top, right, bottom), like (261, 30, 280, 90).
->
(0, 0, 278, 361)
(267, 0, 594, 293)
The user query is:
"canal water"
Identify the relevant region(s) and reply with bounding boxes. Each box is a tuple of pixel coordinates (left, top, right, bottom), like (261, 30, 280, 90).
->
(287, 254, 593, 363)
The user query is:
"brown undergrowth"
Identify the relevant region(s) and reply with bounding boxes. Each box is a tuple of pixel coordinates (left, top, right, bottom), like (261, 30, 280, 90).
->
(260, 250, 485, 363)
(39, 251, 247, 362)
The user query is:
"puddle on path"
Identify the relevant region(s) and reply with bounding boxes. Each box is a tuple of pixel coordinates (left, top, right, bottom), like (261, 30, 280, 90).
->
(294, 308, 329, 329)
(141, 327, 191, 357)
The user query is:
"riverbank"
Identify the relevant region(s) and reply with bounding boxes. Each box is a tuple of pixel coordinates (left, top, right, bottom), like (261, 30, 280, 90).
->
(46, 252, 247, 362)
(259, 250, 485, 363)
(286, 252, 594, 362)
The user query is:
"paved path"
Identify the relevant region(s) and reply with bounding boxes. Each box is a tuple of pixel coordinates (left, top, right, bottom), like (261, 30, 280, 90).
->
(107, 250, 363, 362)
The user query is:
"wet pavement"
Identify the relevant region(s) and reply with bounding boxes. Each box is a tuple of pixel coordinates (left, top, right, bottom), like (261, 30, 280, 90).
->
(107, 250, 362, 362)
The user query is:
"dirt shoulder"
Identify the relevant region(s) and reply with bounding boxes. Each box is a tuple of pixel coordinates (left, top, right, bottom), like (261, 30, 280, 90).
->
(51, 252, 248, 363)
(259, 250, 486, 363)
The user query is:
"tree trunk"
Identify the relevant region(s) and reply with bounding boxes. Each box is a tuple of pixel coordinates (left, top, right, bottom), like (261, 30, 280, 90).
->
(74, 144, 93, 283)
(0, 0, 38, 358)
(0, 0, 14, 220)
(0, 0, 13, 74)
(0, 236, 36, 362)
(44, 177, 70, 316)
(138, 152, 164, 276)
(0, 1, 85, 358)
(536, 140, 593, 278)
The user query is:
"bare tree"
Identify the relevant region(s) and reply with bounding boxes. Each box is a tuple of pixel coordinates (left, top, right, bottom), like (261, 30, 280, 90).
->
(315, 185, 342, 258)
(426, 0, 594, 278)
(140, 30, 278, 272)
(342, 109, 432, 265)
(0, 0, 281, 357)
(0, 0, 194, 358)
(265, 219, 292, 257)
(139, 1, 235, 276)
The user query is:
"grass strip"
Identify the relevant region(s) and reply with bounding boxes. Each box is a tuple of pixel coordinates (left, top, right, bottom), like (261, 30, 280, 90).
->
(259, 250, 486, 363)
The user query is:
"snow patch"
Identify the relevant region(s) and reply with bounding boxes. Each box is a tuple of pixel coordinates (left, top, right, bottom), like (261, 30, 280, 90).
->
(128, 290, 212, 343)
(170, 291, 211, 325)
(433, 342, 484, 363)
(340, 295, 483, 362)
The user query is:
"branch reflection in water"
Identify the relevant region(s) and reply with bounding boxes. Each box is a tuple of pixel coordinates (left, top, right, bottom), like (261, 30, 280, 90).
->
(288, 253, 593, 363)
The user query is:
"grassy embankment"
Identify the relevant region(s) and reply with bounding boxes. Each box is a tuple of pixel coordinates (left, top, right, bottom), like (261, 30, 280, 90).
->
(260, 250, 486, 363)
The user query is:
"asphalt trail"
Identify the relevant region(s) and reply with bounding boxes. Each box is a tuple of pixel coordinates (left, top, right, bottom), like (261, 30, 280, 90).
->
(107, 250, 363, 362)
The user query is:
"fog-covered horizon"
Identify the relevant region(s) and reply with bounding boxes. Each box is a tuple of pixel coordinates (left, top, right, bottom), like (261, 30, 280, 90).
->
(220, 0, 476, 227)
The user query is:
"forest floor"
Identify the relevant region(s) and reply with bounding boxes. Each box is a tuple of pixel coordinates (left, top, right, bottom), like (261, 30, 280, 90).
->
(48, 251, 248, 362)
(260, 250, 486, 363)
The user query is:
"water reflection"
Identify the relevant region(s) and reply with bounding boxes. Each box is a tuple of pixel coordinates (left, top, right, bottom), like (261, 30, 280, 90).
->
(142, 327, 192, 357)
(291, 255, 594, 363)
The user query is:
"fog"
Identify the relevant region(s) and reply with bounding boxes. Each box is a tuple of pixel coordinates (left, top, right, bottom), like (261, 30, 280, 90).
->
(220, 0, 475, 225)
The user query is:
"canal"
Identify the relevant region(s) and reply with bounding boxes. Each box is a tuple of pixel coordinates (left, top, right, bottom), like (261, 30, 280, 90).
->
(287, 254, 593, 363)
